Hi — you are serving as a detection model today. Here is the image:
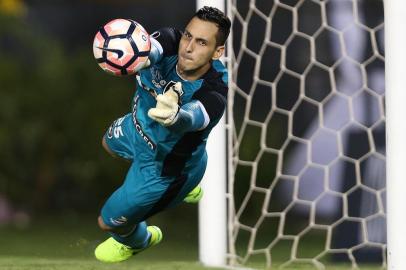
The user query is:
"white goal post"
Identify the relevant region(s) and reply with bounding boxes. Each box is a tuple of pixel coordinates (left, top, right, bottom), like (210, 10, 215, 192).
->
(197, 0, 228, 267)
(385, 0, 406, 269)
(197, 0, 406, 269)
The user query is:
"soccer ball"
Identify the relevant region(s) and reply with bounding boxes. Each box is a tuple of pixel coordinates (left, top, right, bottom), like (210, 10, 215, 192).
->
(93, 19, 151, 76)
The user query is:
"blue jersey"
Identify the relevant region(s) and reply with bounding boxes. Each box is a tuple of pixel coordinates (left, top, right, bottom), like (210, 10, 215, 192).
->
(101, 27, 228, 226)
(131, 27, 228, 177)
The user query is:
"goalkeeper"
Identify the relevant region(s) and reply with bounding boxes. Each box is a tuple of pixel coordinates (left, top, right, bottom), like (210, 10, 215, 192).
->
(94, 6, 231, 263)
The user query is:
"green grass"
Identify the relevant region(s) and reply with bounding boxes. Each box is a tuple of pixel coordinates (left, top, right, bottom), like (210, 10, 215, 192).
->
(0, 206, 228, 270)
(0, 208, 385, 270)
(0, 207, 214, 270)
(0, 257, 385, 270)
(0, 257, 217, 270)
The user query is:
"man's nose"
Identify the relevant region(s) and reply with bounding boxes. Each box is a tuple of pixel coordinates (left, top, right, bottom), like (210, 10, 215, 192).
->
(185, 40, 194, 52)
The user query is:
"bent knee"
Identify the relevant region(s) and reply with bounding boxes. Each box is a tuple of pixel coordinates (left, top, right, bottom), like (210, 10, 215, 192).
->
(98, 216, 113, 232)
(97, 216, 136, 234)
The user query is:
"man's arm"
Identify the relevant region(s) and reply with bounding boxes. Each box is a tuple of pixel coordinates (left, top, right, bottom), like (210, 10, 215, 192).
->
(148, 99, 210, 133)
(145, 28, 183, 67)
(147, 82, 225, 133)
(169, 100, 210, 132)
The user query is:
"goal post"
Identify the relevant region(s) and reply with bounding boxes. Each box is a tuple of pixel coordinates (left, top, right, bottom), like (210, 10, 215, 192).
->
(385, 0, 406, 269)
(197, 0, 228, 268)
(199, 0, 398, 269)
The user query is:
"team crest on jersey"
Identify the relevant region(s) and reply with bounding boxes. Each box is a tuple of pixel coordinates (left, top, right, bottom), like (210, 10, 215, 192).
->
(150, 67, 167, 88)
(150, 66, 163, 81)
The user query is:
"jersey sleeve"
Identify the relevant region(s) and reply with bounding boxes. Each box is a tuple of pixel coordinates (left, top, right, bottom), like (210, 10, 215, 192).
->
(168, 81, 227, 134)
(150, 27, 182, 59)
(167, 100, 210, 133)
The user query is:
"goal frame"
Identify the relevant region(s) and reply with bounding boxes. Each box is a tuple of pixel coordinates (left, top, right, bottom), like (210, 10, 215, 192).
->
(197, 0, 229, 267)
(384, 0, 406, 269)
(198, 0, 406, 269)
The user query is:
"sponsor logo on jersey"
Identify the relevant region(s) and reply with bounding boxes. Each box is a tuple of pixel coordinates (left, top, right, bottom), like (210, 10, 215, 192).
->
(132, 95, 156, 151)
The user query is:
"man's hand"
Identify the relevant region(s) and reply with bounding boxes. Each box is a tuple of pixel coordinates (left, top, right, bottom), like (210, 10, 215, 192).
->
(148, 82, 182, 126)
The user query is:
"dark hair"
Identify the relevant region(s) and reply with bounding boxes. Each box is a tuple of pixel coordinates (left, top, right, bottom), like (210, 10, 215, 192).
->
(194, 6, 231, 46)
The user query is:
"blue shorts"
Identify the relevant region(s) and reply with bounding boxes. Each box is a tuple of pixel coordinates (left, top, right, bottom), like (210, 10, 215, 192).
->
(101, 114, 206, 227)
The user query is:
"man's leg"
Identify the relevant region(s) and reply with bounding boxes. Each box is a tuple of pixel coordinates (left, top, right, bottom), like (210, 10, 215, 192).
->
(102, 114, 134, 161)
(96, 114, 167, 262)
(97, 216, 150, 249)
(176, 155, 208, 205)
(95, 215, 162, 263)
(95, 161, 166, 263)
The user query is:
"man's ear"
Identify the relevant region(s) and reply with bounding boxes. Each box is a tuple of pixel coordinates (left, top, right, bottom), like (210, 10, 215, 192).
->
(212, 45, 225, 60)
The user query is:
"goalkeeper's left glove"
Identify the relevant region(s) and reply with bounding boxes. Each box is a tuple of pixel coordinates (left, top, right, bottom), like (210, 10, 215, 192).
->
(148, 82, 182, 126)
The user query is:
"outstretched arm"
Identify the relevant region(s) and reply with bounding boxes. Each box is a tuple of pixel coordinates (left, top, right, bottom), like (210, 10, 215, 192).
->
(169, 100, 210, 132)
(144, 28, 183, 68)
(147, 83, 210, 133)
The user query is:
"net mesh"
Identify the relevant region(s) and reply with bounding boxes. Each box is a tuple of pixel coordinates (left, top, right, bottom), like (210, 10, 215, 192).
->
(227, 0, 385, 268)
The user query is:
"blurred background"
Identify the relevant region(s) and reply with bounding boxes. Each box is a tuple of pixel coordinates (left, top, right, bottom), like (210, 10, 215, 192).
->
(0, 0, 386, 269)
(0, 0, 203, 264)
(0, 0, 196, 221)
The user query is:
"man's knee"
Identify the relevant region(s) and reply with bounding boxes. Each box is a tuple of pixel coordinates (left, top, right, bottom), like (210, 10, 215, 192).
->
(98, 216, 113, 232)
(97, 216, 137, 235)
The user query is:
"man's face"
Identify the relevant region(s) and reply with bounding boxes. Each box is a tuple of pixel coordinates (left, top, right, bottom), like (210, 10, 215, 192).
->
(177, 17, 223, 75)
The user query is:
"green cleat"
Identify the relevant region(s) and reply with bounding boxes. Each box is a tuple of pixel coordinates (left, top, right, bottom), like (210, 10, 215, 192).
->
(95, 225, 163, 263)
(183, 185, 203, 203)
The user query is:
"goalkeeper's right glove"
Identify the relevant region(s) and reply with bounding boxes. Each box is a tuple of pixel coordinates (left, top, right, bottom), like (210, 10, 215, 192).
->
(148, 82, 182, 126)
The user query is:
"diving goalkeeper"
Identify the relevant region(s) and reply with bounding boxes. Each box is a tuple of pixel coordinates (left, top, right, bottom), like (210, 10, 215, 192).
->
(94, 6, 231, 263)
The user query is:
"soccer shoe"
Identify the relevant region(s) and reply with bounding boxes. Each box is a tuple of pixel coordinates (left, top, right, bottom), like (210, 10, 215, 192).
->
(183, 185, 203, 203)
(94, 225, 163, 263)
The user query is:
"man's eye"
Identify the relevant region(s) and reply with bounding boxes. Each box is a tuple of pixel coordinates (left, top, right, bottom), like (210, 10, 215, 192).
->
(183, 32, 191, 38)
(199, 41, 206, 46)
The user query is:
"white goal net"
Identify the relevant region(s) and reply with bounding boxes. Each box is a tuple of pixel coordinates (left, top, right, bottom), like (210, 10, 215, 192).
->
(227, 0, 385, 268)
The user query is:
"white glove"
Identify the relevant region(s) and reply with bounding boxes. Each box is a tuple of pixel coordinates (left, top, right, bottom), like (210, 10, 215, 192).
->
(148, 82, 182, 126)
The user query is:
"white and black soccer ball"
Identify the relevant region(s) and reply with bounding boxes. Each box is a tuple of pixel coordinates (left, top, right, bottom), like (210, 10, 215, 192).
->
(93, 19, 151, 76)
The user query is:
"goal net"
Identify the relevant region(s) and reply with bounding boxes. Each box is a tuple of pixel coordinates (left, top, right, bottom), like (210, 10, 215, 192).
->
(227, 0, 385, 268)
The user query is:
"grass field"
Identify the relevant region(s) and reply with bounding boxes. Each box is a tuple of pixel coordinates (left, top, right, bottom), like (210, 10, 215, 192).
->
(0, 206, 385, 270)
(0, 205, 225, 270)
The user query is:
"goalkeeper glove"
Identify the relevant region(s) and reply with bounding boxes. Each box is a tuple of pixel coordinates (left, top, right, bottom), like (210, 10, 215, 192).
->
(148, 82, 182, 126)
